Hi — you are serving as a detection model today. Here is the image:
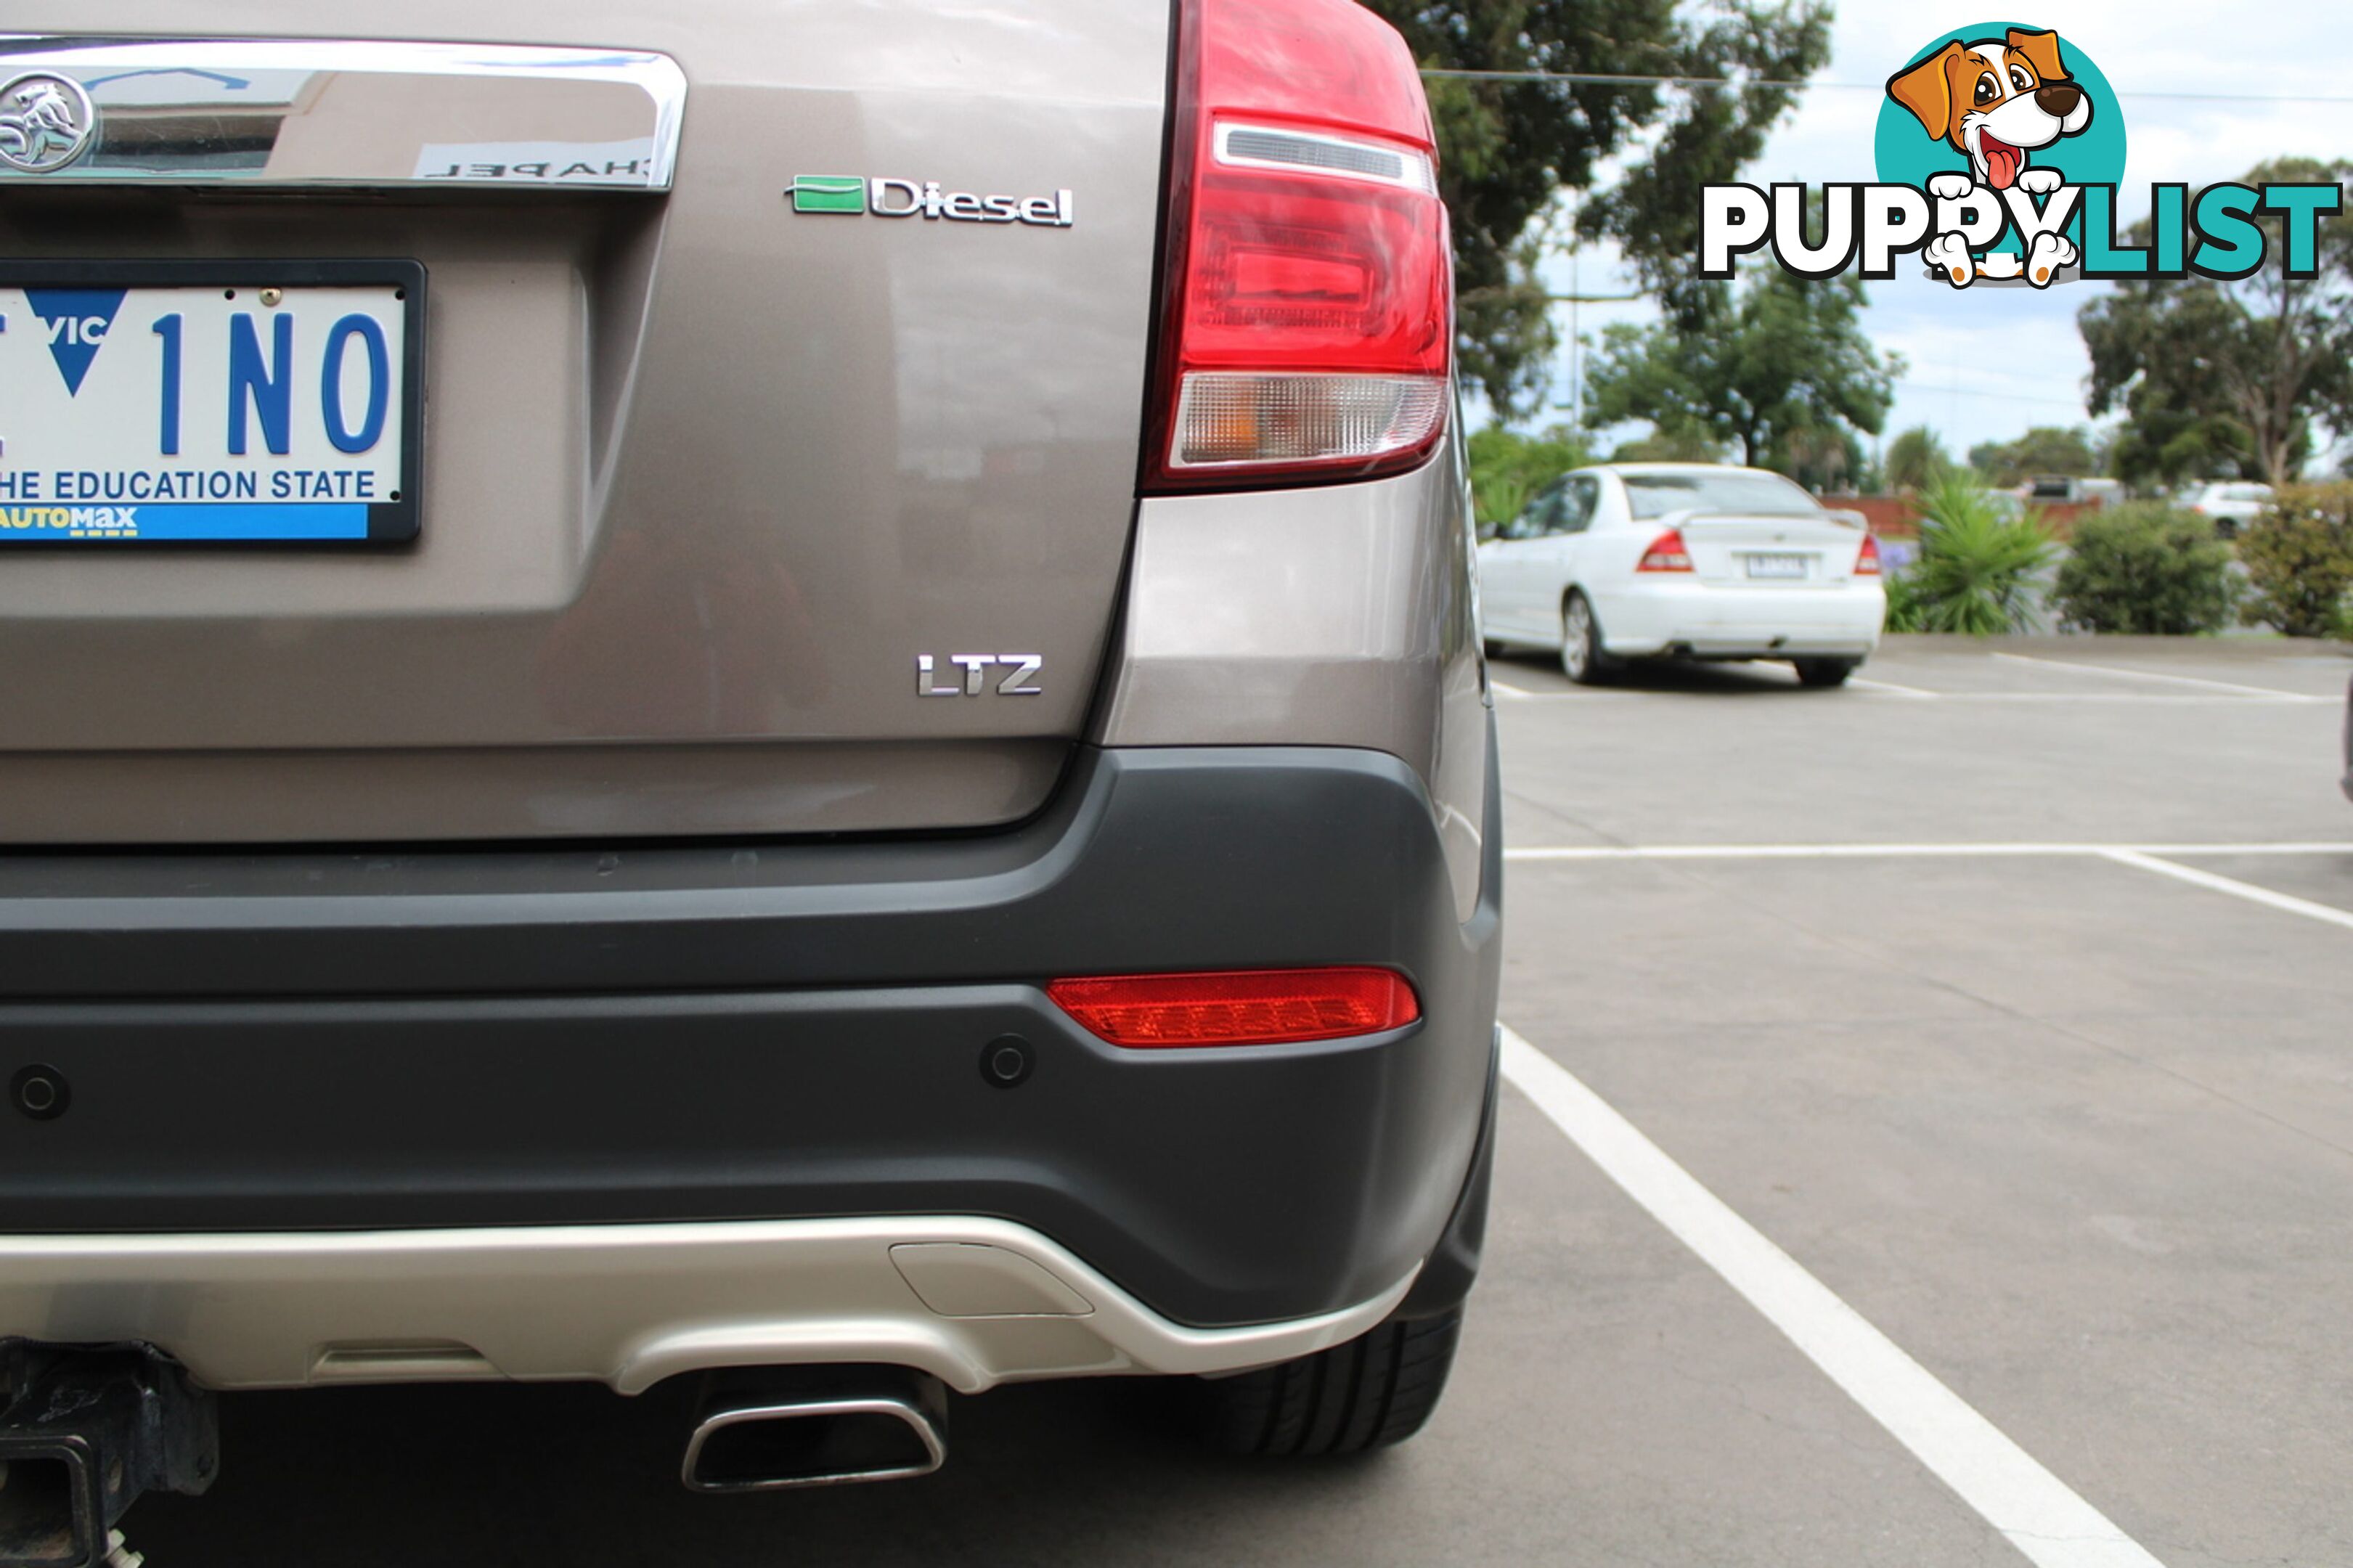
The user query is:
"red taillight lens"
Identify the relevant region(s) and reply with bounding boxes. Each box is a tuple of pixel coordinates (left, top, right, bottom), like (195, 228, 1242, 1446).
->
(1143, 0, 1453, 490)
(1636, 528, 1693, 573)
(1047, 967, 1421, 1048)
(1855, 534, 1882, 576)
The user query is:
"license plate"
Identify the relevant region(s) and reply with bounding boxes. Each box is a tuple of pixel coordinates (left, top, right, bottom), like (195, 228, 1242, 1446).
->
(0, 261, 423, 545)
(1744, 552, 1809, 579)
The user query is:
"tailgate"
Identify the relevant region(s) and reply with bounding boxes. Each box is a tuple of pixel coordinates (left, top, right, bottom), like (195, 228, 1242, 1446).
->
(0, 4, 1170, 843)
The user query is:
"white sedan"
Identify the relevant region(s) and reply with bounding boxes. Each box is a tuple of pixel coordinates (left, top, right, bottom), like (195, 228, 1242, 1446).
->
(2183, 481, 2272, 539)
(1477, 463, 1887, 687)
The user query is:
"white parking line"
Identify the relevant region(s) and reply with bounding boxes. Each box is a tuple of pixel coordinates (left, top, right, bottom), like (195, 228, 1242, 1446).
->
(1507, 841, 2353, 862)
(1920, 693, 2336, 704)
(1487, 682, 1640, 702)
(1492, 683, 2331, 705)
(1498, 1026, 2169, 1568)
(1989, 651, 2311, 701)
(1848, 675, 1941, 698)
(2100, 849, 2353, 934)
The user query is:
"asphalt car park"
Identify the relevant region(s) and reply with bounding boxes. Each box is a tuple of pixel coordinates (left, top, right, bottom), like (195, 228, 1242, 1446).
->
(132, 636, 2353, 1568)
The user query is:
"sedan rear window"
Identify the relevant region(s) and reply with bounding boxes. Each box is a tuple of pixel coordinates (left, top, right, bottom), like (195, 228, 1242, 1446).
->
(1621, 470, 1824, 519)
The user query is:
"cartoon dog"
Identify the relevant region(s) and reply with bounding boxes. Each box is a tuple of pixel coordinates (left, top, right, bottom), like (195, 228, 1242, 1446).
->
(1886, 28, 2092, 288)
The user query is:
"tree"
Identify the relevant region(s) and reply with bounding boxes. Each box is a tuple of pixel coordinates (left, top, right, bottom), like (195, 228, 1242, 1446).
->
(2080, 157, 2353, 488)
(1610, 430, 1727, 463)
(1777, 425, 1866, 494)
(1366, 0, 1833, 417)
(1967, 426, 2100, 488)
(1581, 266, 1899, 478)
(1467, 424, 1591, 528)
(1886, 427, 1953, 492)
(2097, 407, 2258, 494)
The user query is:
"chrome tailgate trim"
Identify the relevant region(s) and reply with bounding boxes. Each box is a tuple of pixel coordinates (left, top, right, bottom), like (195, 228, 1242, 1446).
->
(0, 36, 685, 189)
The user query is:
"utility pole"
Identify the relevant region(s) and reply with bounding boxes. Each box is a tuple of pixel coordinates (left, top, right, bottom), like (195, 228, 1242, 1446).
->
(1543, 242, 1642, 424)
(1570, 248, 1580, 429)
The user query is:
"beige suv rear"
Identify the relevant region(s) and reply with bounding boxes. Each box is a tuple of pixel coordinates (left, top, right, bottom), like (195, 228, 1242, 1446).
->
(0, 1, 1499, 1551)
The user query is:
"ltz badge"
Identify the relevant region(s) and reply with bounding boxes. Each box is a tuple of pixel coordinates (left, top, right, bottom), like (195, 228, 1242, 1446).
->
(916, 655, 1044, 698)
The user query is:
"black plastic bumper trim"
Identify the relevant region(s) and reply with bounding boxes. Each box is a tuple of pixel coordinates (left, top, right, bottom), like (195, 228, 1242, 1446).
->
(0, 735, 1503, 1330)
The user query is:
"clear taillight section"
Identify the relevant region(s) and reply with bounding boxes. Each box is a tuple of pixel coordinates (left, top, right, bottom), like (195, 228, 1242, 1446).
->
(1144, 0, 1453, 491)
(1048, 967, 1422, 1048)
(1174, 373, 1448, 468)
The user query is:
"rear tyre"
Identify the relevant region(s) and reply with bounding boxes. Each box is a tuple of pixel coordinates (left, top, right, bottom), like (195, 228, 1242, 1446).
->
(1793, 657, 1859, 688)
(1197, 1307, 1465, 1457)
(1559, 592, 1618, 685)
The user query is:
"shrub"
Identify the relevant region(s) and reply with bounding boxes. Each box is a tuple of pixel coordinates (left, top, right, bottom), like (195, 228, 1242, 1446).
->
(1882, 566, 1927, 632)
(2051, 502, 2239, 634)
(2239, 483, 2353, 637)
(1894, 474, 2058, 635)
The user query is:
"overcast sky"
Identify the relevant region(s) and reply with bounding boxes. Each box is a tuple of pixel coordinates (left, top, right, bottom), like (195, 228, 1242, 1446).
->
(1529, 1, 2353, 464)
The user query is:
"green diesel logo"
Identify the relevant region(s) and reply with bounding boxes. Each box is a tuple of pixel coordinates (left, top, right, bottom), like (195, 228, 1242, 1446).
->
(791, 175, 867, 215)
(787, 175, 1075, 228)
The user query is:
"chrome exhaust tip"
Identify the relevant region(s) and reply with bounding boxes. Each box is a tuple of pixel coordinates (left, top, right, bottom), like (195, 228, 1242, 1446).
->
(681, 1367, 947, 1493)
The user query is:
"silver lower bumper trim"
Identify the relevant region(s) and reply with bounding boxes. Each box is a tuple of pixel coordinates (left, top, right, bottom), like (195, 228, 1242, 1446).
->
(0, 1217, 1416, 1395)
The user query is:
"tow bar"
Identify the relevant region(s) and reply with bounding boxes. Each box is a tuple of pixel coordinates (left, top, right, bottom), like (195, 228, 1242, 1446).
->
(0, 1343, 217, 1568)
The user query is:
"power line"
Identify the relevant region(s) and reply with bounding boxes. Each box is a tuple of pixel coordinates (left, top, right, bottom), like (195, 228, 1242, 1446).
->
(1422, 69, 1813, 88)
(1417, 68, 2353, 105)
(1892, 377, 2087, 409)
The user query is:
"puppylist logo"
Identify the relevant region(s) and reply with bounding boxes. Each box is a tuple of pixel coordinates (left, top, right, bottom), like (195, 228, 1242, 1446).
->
(1701, 24, 2343, 290)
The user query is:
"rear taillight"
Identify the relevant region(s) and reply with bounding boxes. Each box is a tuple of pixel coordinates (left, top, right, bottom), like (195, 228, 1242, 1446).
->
(1855, 534, 1882, 575)
(1047, 967, 1421, 1048)
(1142, 0, 1452, 490)
(1636, 528, 1692, 573)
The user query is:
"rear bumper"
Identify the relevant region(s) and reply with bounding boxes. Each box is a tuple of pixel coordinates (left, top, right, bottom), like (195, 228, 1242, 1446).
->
(1595, 580, 1885, 658)
(0, 1215, 1416, 1395)
(0, 735, 1503, 1353)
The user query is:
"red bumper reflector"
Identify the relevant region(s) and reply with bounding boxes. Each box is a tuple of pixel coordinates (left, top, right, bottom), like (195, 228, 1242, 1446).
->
(1047, 967, 1421, 1048)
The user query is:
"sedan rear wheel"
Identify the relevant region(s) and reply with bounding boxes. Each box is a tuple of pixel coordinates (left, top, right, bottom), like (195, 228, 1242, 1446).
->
(1560, 592, 1618, 685)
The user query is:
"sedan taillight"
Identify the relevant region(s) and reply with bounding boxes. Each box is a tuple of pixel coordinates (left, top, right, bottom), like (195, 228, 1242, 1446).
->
(1141, 0, 1452, 491)
(1855, 534, 1883, 575)
(1636, 528, 1693, 573)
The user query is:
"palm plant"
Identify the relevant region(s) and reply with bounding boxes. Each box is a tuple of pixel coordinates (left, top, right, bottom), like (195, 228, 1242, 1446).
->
(1884, 425, 1952, 493)
(1895, 473, 2057, 634)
